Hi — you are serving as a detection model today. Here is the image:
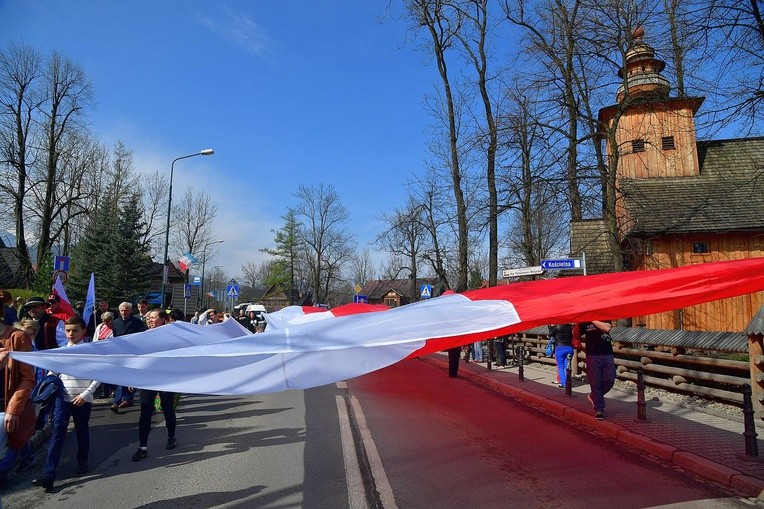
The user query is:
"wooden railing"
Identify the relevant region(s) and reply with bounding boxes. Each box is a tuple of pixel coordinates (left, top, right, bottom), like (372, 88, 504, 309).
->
(496, 332, 749, 406)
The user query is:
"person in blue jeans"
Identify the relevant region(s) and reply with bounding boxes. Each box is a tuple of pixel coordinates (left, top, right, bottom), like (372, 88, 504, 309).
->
(549, 324, 575, 388)
(33, 316, 100, 492)
(471, 341, 484, 362)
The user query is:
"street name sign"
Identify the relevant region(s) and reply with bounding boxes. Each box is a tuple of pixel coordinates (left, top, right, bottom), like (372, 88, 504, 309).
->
(541, 259, 582, 270)
(502, 266, 544, 278)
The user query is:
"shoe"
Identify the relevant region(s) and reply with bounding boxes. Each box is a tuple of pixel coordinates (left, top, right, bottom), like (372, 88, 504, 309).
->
(76, 463, 88, 475)
(15, 456, 35, 473)
(32, 476, 54, 491)
(595, 411, 605, 420)
(118, 400, 133, 409)
(166, 437, 177, 450)
(558, 384, 566, 388)
(110, 404, 120, 414)
(132, 448, 148, 462)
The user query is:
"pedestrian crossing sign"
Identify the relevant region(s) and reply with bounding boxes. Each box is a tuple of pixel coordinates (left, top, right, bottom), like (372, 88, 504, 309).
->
(420, 284, 432, 299)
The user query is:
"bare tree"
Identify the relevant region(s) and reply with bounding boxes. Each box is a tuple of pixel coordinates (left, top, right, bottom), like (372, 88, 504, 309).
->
(35, 50, 93, 270)
(173, 186, 218, 279)
(450, 0, 503, 286)
(379, 254, 406, 280)
(408, 0, 470, 291)
(376, 196, 426, 302)
(500, 88, 568, 267)
(0, 41, 44, 285)
(410, 174, 453, 292)
(692, 0, 764, 130)
(140, 169, 169, 259)
(504, 0, 586, 224)
(293, 182, 356, 304)
(348, 248, 376, 289)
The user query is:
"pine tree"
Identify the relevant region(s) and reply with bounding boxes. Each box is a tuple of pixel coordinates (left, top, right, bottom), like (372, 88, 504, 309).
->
(68, 193, 152, 306)
(261, 209, 301, 304)
(68, 201, 119, 302)
(109, 194, 152, 304)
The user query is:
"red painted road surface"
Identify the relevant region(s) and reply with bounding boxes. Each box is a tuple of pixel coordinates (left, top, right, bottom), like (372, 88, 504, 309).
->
(348, 358, 755, 509)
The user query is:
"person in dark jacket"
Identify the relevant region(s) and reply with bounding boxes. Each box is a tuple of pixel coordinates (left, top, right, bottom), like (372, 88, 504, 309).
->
(23, 297, 60, 352)
(581, 320, 615, 420)
(110, 302, 146, 411)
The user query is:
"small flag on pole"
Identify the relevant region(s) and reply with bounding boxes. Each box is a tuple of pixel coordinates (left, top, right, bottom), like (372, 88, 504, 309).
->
(178, 252, 199, 272)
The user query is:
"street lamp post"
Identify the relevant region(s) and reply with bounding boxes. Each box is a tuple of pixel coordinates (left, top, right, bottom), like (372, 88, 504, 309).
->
(199, 239, 224, 309)
(161, 149, 214, 309)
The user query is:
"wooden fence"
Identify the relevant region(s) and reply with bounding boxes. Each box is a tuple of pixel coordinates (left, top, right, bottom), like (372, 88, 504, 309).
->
(494, 331, 749, 406)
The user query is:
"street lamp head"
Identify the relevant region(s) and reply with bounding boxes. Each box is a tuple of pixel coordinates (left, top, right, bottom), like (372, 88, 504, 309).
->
(200, 149, 214, 156)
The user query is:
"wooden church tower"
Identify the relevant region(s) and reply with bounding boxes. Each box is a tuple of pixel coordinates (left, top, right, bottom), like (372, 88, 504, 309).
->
(598, 27, 705, 181)
(585, 28, 764, 333)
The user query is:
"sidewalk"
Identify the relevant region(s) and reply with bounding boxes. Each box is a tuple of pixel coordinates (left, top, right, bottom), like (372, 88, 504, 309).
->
(423, 353, 764, 499)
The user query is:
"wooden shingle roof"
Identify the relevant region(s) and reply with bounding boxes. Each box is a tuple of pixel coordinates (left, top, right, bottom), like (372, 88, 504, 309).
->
(621, 137, 764, 236)
(746, 305, 764, 336)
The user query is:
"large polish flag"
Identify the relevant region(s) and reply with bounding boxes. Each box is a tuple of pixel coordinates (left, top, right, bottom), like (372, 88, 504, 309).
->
(11, 258, 764, 395)
(264, 303, 390, 329)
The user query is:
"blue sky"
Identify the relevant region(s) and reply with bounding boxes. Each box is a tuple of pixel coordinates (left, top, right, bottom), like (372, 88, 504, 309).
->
(1, 1, 434, 277)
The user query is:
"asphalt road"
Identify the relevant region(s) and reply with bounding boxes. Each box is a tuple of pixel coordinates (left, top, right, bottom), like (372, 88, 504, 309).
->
(2, 385, 353, 509)
(3, 358, 763, 509)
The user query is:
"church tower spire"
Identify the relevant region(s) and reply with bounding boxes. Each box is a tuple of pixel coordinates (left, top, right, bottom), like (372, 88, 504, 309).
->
(616, 27, 671, 102)
(598, 29, 704, 180)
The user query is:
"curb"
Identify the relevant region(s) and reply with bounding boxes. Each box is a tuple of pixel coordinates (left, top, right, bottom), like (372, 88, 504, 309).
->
(420, 355, 764, 499)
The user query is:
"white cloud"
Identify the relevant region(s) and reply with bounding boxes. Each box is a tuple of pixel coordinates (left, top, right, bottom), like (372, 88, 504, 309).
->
(197, 6, 273, 57)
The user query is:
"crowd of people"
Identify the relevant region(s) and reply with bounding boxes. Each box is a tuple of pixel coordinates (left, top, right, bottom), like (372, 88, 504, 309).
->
(0, 291, 265, 493)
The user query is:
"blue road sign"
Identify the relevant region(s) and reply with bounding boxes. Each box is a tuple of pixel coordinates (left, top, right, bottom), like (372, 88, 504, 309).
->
(192, 276, 201, 286)
(184, 284, 192, 299)
(541, 259, 582, 270)
(420, 284, 432, 299)
(54, 255, 70, 272)
(353, 294, 368, 303)
(226, 284, 239, 297)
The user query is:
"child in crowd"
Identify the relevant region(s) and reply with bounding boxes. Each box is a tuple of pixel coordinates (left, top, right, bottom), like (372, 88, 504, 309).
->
(33, 316, 100, 492)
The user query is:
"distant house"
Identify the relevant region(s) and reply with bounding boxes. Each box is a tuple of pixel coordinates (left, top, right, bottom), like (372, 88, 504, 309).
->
(571, 31, 764, 332)
(148, 261, 186, 309)
(259, 285, 311, 311)
(358, 278, 441, 307)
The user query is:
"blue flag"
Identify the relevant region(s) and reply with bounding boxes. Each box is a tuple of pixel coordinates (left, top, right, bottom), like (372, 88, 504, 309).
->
(82, 273, 96, 327)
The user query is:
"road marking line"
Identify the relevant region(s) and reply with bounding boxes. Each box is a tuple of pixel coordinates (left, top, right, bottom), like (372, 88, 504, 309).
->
(349, 395, 398, 509)
(336, 395, 368, 509)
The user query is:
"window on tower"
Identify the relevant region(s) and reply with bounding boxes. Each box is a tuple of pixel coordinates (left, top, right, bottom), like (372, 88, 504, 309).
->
(661, 136, 676, 150)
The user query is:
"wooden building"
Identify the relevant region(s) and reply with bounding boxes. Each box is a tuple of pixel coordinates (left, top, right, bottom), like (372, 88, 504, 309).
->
(358, 278, 441, 307)
(574, 30, 764, 333)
